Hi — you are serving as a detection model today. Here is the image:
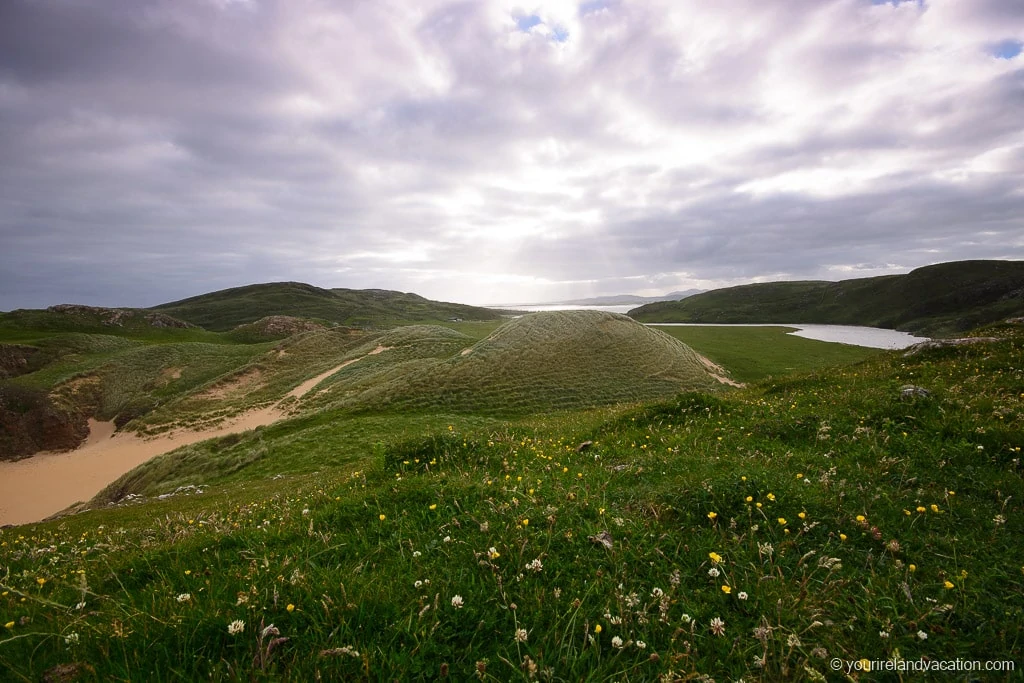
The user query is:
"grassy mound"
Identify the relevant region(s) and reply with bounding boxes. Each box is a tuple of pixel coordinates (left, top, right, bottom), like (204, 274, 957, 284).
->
(319, 311, 726, 415)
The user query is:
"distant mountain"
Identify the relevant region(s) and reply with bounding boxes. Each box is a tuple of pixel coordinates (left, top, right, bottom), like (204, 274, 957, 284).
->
(535, 290, 704, 307)
(628, 260, 1024, 336)
(150, 282, 508, 331)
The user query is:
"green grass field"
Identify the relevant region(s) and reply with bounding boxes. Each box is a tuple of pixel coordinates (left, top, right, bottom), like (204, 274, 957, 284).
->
(1, 315, 1022, 680)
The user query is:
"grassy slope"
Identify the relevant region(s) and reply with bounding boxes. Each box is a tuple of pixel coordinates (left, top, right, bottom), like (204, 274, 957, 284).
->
(151, 282, 509, 331)
(630, 260, 1024, 336)
(1, 323, 1021, 680)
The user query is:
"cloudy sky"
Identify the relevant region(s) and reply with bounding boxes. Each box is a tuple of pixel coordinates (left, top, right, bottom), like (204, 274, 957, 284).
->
(1, 0, 1022, 309)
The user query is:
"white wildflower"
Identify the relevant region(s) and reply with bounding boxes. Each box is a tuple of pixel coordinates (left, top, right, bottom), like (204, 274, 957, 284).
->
(227, 619, 245, 636)
(612, 636, 623, 648)
(175, 593, 191, 603)
(451, 595, 464, 609)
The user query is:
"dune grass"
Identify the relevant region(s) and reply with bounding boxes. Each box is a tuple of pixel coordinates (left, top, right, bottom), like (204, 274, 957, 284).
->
(2, 322, 1021, 680)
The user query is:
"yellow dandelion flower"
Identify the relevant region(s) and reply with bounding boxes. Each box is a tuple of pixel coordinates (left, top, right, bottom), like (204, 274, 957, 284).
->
(796, 473, 803, 479)
(930, 504, 940, 513)
(944, 580, 954, 589)
(778, 518, 787, 525)
(756, 502, 763, 508)
(909, 564, 916, 572)
(379, 514, 386, 521)
(594, 624, 602, 633)
(36, 578, 46, 586)
(745, 496, 753, 503)
(767, 493, 776, 501)
(721, 585, 731, 594)
(286, 604, 295, 612)
(856, 515, 865, 522)
(916, 506, 926, 513)
(429, 504, 437, 511)
(904, 509, 911, 516)
(798, 512, 806, 520)
(707, 511, 718, 520)
(741, 476, 747, 481)
(521, 519, 529, 527)
(709, 552, 723, 564)
(840, 533, 847, 541)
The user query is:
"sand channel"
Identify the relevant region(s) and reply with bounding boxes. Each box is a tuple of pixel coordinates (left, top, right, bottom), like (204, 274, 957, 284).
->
(0, 356, 372, 527)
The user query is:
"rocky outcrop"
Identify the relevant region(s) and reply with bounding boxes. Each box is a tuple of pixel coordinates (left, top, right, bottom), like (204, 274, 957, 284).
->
(0, 385, 88, 461)
(46, 304, 194, 329)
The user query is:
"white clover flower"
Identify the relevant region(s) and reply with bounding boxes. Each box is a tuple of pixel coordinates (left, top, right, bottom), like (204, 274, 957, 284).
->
(635, 640, 647, 650)
(738, 591, 748, 601)
(879, 630, 890, 639)
(918, 630, 928, 640)
(707, 567, 720, 578)
(651, 587, 664, 598)
(451, 595, 464, 609)
(176, 593, 191, 603)
(515, 628, 529, 643)
(443, 535, 452, 543)
(227, 619, 245, 636)
(412, 551, 421, 558)
(710, 617, 726, 636)
(414, 580, 423, 588)
(526, 558, 543, 572)
(611, 636, 623, 648)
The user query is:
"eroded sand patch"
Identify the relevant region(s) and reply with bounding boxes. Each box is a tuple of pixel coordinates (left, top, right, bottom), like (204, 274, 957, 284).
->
(199, 367, 265, 399)
(696, 353, 745, 388)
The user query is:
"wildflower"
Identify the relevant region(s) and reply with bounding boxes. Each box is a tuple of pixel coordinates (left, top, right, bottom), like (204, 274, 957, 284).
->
(918, 630, 928, 640)
(429, 504, 437, 511)
(515, 628, 528, 643)
(916, 506, 926, 513)
(526, 558, 543, 572)
(778, 518, 787, 526)
(839, 533, 847, 541)
(521, 519, 529, 527)
(651, 587, 664, 598)
(931, 504, 940, 513)
(594, 624, 602, 634)
(451, 595, 464, 609)
(909, 564, 917, 573)
(681, 613, 693, 625)
(228, 619, 245, 636)
(612, 636, 623, 648)
(738, 591, 748, 601)
(798, 512, 806, 520)
(721, 585, 732, 595)
(443, 535, 452, 542)
(413, 551, 422, 558)
(4, 622, 13, 629)
(766, 493, 776, 501)
(415, 580, 423, 588)
(708, 567, 720, 578)
(745, 496, 753, 503)
(488, 547, 500, 560)
(710, 617, 726, 636)
(709, 552, 723, 564)
(286, 604, 295, 612)
(36, 578, 46, 586)
(944, 580, 954, 589)
(707, 511, 717, 520)
(636, 640, 647, 649)
(796, 473, 803, 479)
(879, 630, 890, 639)
(787, 634, 802, 648)
(856, 515, 865, 522)
(756, 502, 763, 508)
(176, 593, 191, 603)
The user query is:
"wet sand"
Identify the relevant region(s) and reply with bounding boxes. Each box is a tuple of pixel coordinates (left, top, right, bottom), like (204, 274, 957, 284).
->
(0, 357, 366, 527)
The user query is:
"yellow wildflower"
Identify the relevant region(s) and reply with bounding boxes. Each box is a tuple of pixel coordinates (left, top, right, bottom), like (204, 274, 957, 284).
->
(944, 580, 954, 589)
(3, 621, 13, 629)
(721, 585, 731, 594)
(379, 514, 386, 521)
(429, 504, 437, 511)
(778, 518, 787, 525)
(286, 604, 295, 612)
(594, 624, 602, 633)
(709, 552, 723, 564)
(707, 511, 718, 520)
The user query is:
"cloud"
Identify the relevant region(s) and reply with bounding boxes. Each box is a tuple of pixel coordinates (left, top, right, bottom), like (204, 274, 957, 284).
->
(0, 0, 1022, 310)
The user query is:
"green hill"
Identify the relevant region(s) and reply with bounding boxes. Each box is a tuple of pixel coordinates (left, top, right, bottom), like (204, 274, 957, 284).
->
(151, 282, 508, 331)
(309, 310, 726, 415)
(629, 260, 1024, 336)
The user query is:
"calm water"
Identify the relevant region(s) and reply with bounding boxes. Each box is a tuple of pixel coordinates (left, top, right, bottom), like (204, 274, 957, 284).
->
(649, 323, 928, 349)
(506, 304, 637, 315)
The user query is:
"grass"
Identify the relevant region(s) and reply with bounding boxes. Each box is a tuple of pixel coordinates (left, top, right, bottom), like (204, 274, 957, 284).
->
(1, 320, 1021, 680)
(650, 325, 878, 383)
(630, 259, 1024, 336)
